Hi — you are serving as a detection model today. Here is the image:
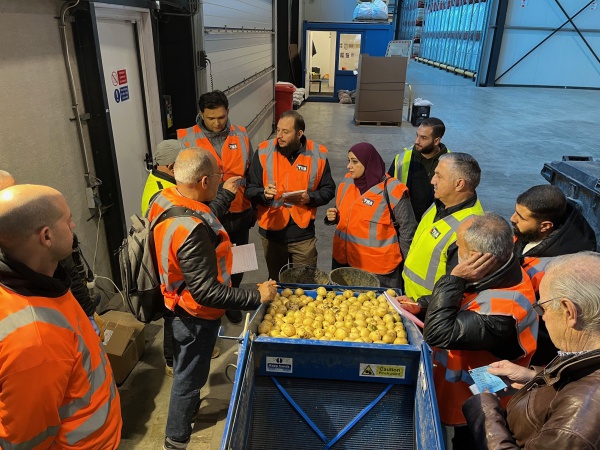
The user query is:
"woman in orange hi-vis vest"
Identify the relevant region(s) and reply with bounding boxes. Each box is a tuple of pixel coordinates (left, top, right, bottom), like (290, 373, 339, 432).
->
(325, 142, 418, 288)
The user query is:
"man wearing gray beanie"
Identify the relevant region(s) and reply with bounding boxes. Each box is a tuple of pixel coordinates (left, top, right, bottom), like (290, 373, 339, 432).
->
(141, 139, 182, 214)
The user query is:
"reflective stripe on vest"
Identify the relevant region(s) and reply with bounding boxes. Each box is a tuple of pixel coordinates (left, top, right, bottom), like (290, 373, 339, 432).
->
(332, 175, 406, 274)
(522, 256, 554, 294)
(149, 188, 232, 318)
(432, 274, 537, 425)
(393, 148, 412, 184)
(177, 124, 252, 213)
(141, 172, 176, 216)
(403, 200, 484, 299)
(0, 292, 120, 449)
(256, 138, 327, 230)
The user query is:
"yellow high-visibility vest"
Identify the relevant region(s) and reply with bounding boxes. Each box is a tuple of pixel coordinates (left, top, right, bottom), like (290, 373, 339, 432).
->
(402, 200, 484, 299)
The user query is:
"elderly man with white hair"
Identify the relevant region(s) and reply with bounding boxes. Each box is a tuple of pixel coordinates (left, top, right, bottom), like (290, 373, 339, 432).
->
(463, 251, 600, 449)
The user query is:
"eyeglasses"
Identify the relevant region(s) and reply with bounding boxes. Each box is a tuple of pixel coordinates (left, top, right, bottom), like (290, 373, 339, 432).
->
(208, 172, 224, 181)
(532, 296, 561, 315)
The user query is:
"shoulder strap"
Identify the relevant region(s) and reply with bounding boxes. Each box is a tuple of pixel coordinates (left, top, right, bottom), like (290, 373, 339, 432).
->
(383, 177, 400, 235)
(152, 206, 219, 246)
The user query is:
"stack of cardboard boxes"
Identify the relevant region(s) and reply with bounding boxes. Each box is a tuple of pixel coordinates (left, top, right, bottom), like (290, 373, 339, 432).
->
(354, 55, 409, 124)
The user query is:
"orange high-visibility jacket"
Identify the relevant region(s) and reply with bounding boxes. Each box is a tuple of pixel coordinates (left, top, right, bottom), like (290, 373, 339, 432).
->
(521, 255, 554, 295)
(177, 124, 252, 213)
(256, 138, 327, 231)
(433, 270, 538, 426)
(0, 286, 122, 449)
(147, 187, 232, 319)
(333, 174, 408, 274)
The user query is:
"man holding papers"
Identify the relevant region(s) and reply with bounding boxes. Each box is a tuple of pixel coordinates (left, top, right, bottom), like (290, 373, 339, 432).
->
(246, 110, 335, 280)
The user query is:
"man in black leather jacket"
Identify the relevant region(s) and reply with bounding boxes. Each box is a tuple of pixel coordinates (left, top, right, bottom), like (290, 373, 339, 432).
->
(419, 213, 537, 449)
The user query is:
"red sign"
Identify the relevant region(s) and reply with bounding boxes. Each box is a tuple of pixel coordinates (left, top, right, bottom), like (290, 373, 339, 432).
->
(117, 69, 128, 85)
(111, 71, 118, 86)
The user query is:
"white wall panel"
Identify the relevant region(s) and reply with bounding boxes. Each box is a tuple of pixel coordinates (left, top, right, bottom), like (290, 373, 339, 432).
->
(200, 0, 275, 142)
(0, 0, 112, 283)
(495, 0, 600, 87)
(203, 0, 273, 29)
(205, 34, 273, 90)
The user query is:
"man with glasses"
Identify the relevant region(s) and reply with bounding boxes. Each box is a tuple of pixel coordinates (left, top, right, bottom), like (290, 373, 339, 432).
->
(178, 91, 254, 327)
(147, 149, 277, 450)
(419, 213, 537, 448)
(463, 252, 600, 449)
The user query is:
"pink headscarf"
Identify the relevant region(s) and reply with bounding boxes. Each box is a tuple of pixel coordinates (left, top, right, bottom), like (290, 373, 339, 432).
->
(349, 142, 386, 195)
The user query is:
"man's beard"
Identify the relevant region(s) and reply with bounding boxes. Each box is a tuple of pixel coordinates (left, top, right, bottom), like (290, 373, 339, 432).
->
(513, 225, 542, 243)
(417, 142, 437, 155)
(277, 137, 301, 156)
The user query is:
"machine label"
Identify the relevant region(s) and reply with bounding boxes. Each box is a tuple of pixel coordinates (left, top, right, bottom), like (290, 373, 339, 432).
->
(360, 363, 406, 379)
(266, 356, 293, 373)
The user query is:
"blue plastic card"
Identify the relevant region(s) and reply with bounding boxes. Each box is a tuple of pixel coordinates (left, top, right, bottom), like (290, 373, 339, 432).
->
(468, 366, 507, 393)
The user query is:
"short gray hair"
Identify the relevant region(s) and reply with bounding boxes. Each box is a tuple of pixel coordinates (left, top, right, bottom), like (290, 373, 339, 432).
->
(173, 148, 213, 185)
(463, 213, 514, 265)
(440, 152, 481, 190)
(544, 252, 600, 332)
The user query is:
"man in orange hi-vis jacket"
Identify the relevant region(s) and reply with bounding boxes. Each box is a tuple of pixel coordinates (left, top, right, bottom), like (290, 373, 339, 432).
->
(0, 185, 122, 449)
(245, 110, 336, 280)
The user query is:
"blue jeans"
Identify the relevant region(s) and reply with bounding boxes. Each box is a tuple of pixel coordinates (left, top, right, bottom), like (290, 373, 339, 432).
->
(166, 316, 221, 442)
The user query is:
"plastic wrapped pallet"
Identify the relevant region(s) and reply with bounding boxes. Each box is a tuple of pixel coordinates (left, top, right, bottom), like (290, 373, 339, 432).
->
(353, 0, 388, 21)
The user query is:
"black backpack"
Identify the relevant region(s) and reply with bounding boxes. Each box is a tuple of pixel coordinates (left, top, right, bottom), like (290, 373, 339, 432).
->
(118, 206, 215, 323)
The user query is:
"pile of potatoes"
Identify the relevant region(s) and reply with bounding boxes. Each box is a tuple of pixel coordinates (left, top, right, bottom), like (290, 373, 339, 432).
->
(257, 287, 409, 345)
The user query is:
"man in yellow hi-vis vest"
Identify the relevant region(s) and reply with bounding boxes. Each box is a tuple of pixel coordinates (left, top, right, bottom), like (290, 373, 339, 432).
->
(400, 152, 484, 303)
(387, 117, 449, 220)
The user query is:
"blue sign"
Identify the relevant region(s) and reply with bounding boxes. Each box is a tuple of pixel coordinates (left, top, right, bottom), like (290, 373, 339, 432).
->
(120, 86, 130, 102)
(114, 88, 121, 103)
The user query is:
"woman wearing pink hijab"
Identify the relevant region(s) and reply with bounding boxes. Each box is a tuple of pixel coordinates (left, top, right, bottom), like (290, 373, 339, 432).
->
(326, 142, 417, 288)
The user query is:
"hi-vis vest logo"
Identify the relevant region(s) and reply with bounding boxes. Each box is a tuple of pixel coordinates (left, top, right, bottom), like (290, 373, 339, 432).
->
(297, 165, 308, 172)
(228, 143, 238, 149)
(363, 198, 375, 206)
(430, 226, 441, 239)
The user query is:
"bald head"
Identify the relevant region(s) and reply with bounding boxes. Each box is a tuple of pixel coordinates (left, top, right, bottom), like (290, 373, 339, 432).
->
(173, 148, 217, 185)
(0, 170, 15, 191)
(0, 185, 65, 249)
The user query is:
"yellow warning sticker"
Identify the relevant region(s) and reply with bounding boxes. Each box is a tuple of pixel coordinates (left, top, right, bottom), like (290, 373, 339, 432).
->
(359, 363, 406, 379)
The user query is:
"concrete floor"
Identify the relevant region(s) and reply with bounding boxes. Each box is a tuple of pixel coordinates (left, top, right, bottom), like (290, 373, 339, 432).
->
(116, 61, 600, 449)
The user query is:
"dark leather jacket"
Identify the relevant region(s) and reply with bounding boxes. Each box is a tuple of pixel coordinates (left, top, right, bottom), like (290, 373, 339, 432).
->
(422, 255, 527, 360)
(463, 349, 600, 449)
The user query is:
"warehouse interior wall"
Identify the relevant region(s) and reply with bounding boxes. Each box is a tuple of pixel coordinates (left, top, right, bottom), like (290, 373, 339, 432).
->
(303, 0, 358, 22)
(0, 1, 113, 296)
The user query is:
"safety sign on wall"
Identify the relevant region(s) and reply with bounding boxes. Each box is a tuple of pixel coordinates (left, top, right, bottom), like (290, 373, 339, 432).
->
(111, 68, 130, 104)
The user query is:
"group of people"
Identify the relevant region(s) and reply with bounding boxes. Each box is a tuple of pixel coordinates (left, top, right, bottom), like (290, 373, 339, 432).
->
(1, 87, 599, 450)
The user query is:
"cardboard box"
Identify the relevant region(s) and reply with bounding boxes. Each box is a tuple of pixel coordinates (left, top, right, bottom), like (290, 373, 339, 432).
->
(101, 310, 146, 385)
(356, 54, 409, 84)
(355, 83, 405, 123)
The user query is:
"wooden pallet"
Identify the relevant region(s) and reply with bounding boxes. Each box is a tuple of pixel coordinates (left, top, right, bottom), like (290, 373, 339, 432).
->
(354, 118, 402, 127)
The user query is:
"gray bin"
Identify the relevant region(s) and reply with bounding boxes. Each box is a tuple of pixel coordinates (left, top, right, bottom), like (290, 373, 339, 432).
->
(541, 156, 600, 250)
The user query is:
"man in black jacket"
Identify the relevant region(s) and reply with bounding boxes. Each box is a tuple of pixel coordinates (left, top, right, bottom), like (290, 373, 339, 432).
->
(147, 149, 277, 450)
(421, 213, 537, 448)
(511, 184, 596, 365)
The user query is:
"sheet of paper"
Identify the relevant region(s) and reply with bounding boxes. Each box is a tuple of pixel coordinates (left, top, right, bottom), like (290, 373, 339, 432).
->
(384, 292, 424, 328)
(231, 243, 259, 275)
(468, 366, 507, 393)
(282, 190, 306, 198)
